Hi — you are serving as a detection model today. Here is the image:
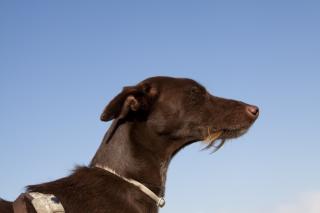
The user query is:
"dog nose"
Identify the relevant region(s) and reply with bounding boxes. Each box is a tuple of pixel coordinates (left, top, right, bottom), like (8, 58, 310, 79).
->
(246, 105, 259, 118)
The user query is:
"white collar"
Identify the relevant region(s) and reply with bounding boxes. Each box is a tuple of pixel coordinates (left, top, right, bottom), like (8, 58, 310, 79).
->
(94, 164, 165, 208)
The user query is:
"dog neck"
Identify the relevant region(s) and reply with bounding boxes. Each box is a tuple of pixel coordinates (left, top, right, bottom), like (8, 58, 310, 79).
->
(90, 122, 174, 197)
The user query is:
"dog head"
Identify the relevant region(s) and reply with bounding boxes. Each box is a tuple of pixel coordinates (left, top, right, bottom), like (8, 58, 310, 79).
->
(101, 76, 259, 154)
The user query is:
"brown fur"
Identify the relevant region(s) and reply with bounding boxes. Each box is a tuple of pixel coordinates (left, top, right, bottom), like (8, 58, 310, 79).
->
(0, 76, 259, 213)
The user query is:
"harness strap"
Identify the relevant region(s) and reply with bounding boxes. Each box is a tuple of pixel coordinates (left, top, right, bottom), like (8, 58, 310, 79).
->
(13, 193, 65, 213)
(28, 192, 64, 213)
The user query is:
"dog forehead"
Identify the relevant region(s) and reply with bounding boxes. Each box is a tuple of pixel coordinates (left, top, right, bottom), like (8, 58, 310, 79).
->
(141, 76, 202, 90)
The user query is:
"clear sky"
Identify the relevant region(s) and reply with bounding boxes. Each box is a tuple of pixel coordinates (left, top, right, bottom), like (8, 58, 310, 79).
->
(1, 1, 319, 212)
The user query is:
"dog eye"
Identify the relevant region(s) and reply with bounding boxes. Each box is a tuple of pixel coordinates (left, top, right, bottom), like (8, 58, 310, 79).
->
(191, 86, 199, 93)
(187, 86, 206, 105)
(190, 86, 204, 94)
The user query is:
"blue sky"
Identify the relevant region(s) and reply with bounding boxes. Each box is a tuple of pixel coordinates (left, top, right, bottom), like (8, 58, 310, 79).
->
(0, 1, 319, 212)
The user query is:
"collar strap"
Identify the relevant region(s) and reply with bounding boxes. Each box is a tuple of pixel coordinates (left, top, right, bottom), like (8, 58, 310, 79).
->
(94, 164, 165, 208)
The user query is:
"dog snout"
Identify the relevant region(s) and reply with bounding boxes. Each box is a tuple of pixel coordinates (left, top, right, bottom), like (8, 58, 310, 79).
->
(246, 105, 259, 119)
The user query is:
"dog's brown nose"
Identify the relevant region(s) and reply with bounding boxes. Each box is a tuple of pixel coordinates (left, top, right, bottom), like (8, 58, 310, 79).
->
(246, 105, 259, 118)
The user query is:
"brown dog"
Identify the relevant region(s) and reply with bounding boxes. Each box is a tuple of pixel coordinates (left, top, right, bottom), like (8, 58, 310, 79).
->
(0, 76, 259, 213)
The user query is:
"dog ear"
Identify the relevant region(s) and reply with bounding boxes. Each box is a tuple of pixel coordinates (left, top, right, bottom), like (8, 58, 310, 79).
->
(100, 83, 157, 122)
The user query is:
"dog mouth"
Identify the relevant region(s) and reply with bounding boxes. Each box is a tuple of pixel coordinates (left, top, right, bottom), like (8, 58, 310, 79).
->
(202, 126, 249, 153)
(221, 127, 249, 139)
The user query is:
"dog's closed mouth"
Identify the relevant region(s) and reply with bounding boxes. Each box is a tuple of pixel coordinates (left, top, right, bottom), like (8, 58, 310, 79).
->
(221, 127, 249, 139)
(202, 126, 250, 153)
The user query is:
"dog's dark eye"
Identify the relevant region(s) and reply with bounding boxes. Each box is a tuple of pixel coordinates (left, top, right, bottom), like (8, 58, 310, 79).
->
(190, 86, 202, 94)
(188, 86, 205, 105)
(190, 85, 206, 95)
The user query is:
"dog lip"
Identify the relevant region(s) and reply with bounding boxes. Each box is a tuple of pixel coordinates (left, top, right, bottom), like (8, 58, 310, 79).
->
(220, 127, 249, 139)
(221, 123, 253, 131)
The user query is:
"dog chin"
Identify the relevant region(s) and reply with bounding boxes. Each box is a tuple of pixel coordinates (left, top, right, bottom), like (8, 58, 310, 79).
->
(221, 128, 249, 139)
